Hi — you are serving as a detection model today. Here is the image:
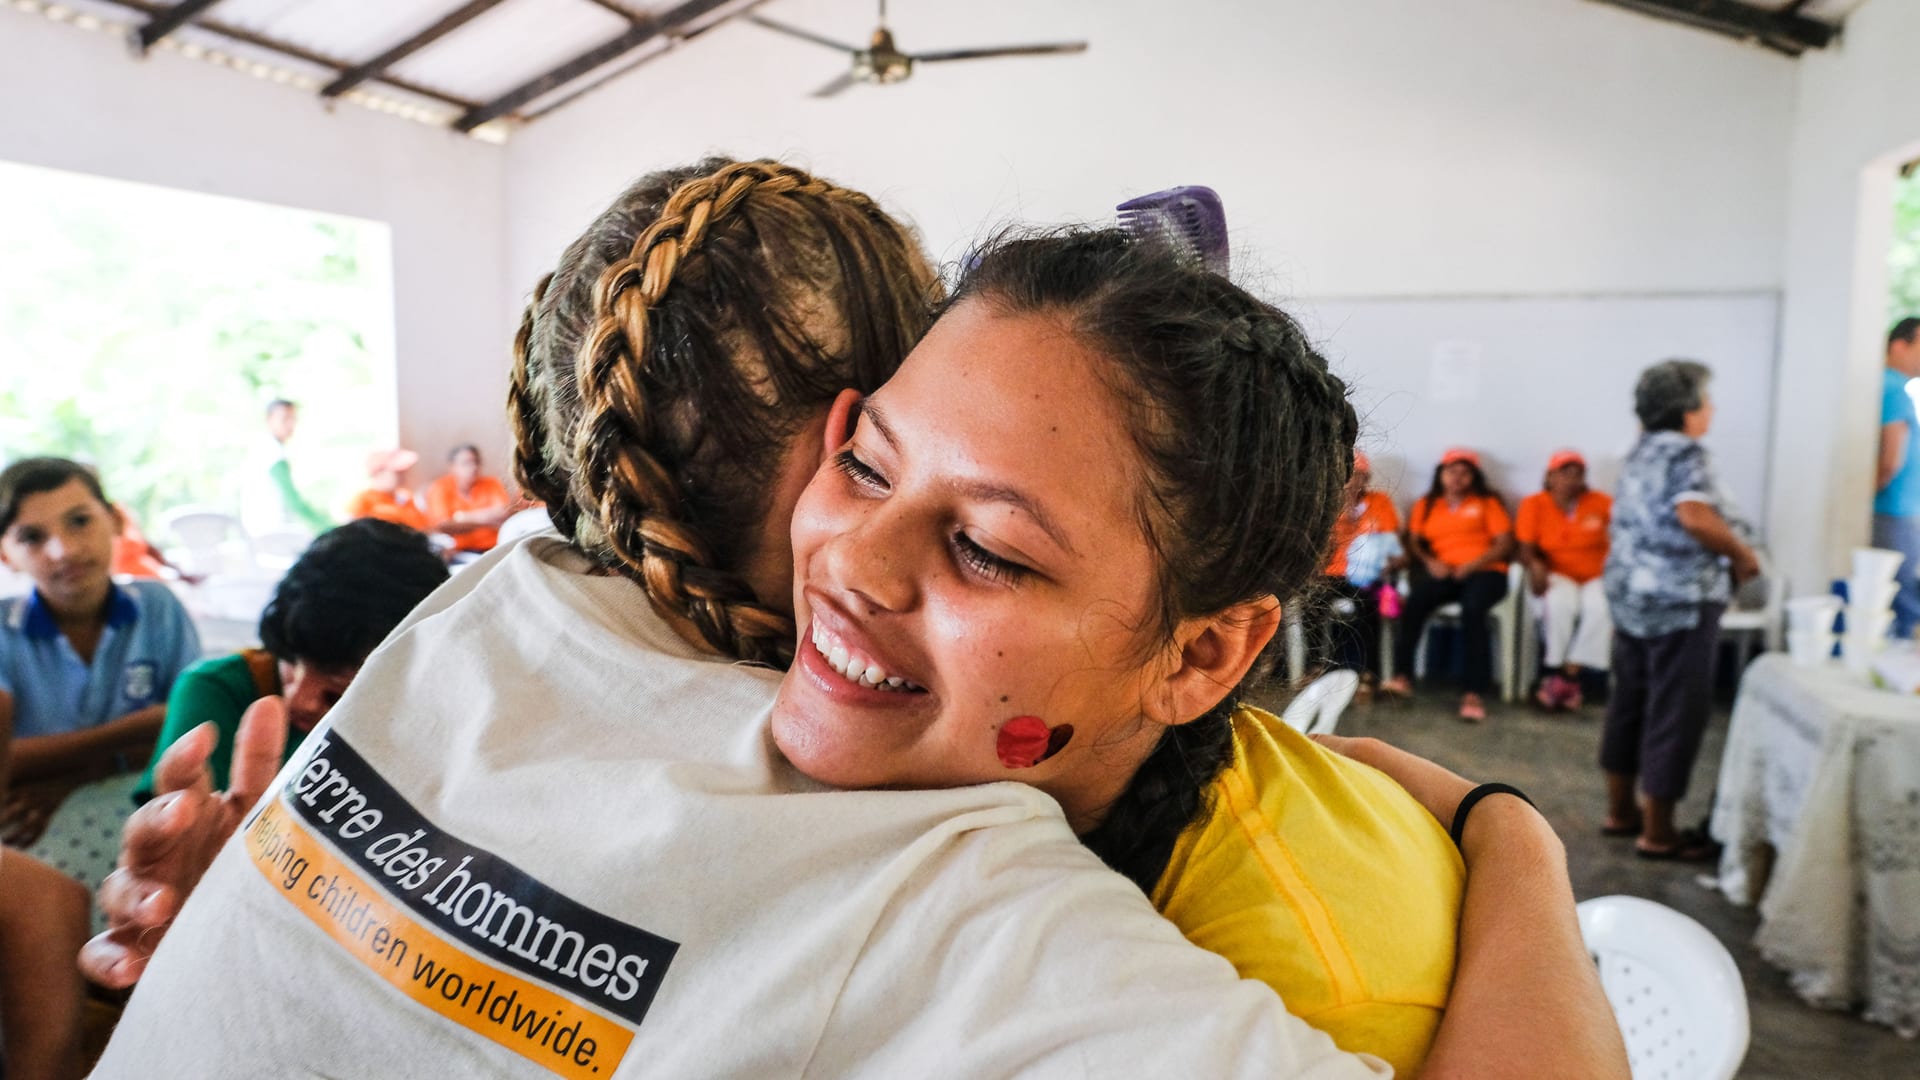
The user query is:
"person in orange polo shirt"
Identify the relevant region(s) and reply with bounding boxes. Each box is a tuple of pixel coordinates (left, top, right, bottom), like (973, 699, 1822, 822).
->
(344, 448, 429, 533)
(1321, 451, 1403, 686)
(1382, 447, 1514, 722)
(1517, 450, 1613, 712)
(425, 444, 514, 556)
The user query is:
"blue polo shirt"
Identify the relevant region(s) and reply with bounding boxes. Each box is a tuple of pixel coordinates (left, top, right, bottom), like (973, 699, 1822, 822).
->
(1877, 368, 1920, 518)
(0, 580, 201, 738)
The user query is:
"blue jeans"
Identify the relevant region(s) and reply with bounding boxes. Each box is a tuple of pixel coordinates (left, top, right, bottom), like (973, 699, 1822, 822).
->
(1871, 514, 1920, 638)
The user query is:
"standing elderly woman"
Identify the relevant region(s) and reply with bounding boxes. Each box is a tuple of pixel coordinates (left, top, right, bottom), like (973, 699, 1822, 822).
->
(1602, 360, 1759, 861)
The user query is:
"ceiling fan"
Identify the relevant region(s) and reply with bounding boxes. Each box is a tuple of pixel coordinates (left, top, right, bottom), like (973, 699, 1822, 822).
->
(747, 0, 1088, 97)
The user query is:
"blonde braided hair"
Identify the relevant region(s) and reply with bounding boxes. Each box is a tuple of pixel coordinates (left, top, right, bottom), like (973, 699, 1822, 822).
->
(512, 158, 938, 666)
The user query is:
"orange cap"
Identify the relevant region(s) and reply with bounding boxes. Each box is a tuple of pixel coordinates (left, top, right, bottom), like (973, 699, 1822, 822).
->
(365, 448, 419, 477)
(1546, 449, 1586, 473)
(1439, 447, 1480, 469)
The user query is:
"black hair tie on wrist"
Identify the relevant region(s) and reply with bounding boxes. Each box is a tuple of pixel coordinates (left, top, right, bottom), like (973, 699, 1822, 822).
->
(1450, 782, 1535, 851)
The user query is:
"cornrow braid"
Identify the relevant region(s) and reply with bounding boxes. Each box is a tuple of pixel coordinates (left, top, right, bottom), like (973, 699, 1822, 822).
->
(521, 158, 939, 666)
(509, 273, 577, 537)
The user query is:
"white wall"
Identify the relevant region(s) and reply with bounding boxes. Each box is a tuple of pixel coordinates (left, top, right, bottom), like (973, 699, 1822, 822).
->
(1768, 0, 1920, 594)
(1305, 292, 1780, 522)
(504, 0, 1797, 301)
(0, 13, 514, 497)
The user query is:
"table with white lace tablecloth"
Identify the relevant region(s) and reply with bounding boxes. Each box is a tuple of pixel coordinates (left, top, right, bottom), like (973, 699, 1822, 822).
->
(1711, 653, 1920, 1037)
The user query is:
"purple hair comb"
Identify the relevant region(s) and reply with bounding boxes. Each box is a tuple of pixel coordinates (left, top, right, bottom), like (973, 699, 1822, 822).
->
(1116, 186, 1230, 275)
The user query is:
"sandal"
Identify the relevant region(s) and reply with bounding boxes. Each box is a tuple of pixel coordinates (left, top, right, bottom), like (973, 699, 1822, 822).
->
(1534, 674, 1566, 711)
(1457, 695, 1486, 723)
(1634, 829, 1721, 862)
(1599, 818, 1642, 838)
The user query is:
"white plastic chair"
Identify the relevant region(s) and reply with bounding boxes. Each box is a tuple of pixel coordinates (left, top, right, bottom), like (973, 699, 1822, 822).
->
(249, 527, 311, 572)
(1720, 549, 1784, 672)
(160, 506, 259, 580)
(1410, 562, 1524, 702)
(1578, 895, 1749, 1080)
(1280, 670, 1360, 737)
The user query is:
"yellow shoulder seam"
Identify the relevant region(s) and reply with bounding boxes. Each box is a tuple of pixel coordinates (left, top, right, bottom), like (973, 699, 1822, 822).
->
(1217, 765, 1369, 1006)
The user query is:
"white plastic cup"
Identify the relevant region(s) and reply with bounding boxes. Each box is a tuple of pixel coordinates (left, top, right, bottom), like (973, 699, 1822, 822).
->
(1848, 576, 1899, 611)
(1852, 547, 1906, 586)
(1848, 606, 1897, 640)
(1842, 632, 1887, 676)
(1786, 630, 1835, 667)
(1785, 596, 1842, 634)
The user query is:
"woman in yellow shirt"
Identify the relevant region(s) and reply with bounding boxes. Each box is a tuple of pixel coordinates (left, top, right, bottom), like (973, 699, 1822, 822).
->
(776, 231, 1467, 1074)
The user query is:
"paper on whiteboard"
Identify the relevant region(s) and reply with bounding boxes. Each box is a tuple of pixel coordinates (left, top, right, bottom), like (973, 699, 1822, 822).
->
(1430, 341, 1483, 403)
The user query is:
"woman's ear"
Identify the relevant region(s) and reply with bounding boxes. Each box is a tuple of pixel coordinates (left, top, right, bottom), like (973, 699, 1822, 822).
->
(823, 389, 865, 459)
(1155, 596, 1282, 728)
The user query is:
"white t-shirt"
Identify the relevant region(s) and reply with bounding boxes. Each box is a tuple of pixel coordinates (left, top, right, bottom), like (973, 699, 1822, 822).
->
(100, 535, 1388, 1079)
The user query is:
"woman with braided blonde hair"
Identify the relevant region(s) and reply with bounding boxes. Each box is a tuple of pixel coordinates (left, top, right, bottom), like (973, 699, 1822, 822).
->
(96, 160, 1621, 1078)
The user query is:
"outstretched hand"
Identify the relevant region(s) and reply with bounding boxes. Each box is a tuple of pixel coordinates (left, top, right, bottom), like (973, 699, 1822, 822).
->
(80, 697, 289, 988)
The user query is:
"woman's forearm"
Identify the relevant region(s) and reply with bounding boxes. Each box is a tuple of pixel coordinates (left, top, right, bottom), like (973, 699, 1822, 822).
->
(1674, 501, 1748, 561)
(11, 705, 166, 782)
(1424, 798, 1629, 1080)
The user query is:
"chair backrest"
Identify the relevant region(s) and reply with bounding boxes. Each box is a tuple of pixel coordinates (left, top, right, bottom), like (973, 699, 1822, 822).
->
(1280, 670, 1361, 737)
(1577, 895, 1749, 1080)
(159, 506, 256, 578)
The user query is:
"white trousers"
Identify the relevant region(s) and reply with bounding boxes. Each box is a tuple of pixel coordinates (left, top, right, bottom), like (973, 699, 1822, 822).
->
(1536, 573, 1612, 670)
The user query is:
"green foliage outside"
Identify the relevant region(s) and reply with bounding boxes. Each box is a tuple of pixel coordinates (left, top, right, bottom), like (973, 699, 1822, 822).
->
(0, 161, 393, 536)
(1894, 169, 1920, 325)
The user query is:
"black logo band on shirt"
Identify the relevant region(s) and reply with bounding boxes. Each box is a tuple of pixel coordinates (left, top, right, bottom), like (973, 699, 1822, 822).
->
(282, 731, 678, 1026)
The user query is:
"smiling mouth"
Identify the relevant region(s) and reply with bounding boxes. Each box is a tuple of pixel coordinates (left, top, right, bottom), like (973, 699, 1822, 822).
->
(808, 623, 926, 693)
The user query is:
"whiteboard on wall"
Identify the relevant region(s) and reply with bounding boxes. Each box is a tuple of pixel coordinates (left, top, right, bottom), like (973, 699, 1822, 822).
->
(1293, 293, 1780, 534)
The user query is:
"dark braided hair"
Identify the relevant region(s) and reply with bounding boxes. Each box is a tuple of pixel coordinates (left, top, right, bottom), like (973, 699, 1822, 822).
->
(945, 228, 1358, 893)
(508, 158, 941, 665)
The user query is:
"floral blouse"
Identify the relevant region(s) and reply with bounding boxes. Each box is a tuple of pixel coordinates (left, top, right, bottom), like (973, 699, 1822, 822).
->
(1603, 431, 1752, 638)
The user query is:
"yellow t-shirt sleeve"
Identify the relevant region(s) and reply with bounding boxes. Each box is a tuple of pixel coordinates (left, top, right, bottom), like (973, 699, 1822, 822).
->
(1153, 707, 1465, 1078)
(1303, 1000, 1444, 1080)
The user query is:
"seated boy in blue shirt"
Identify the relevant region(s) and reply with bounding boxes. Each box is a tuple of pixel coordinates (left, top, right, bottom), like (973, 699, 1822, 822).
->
(0, 458, 200, 847)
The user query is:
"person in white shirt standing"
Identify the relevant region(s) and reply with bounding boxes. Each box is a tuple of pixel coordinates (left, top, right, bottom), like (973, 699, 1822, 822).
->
(241, 398, 332, 538)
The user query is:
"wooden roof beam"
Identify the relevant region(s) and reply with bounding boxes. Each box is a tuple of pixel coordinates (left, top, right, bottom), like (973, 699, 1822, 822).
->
(1587, 0, 1837, 56)
(95, 0, 480, 110)
(453, 0, 738, 132)
(135, 0, 228, 53)
(321, 0, 511, 100)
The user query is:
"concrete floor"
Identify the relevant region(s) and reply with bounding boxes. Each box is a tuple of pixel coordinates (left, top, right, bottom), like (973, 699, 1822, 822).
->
(1269, 687, 1918, 1079)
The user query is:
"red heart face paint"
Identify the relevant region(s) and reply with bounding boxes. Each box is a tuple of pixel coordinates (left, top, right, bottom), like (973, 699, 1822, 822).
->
(996, 716, 1074, 769)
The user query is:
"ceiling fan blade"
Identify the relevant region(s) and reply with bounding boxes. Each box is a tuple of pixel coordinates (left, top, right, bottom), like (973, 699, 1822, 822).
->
(746, 15, 863, 55)
(911, 42, 1088, 63)
(810, 70, 862, 98)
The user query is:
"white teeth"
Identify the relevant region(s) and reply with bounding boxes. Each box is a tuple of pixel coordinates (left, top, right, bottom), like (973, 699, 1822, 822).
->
(810, 623, 923, 692)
